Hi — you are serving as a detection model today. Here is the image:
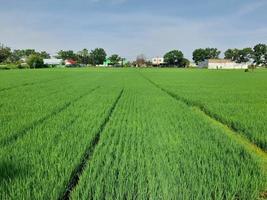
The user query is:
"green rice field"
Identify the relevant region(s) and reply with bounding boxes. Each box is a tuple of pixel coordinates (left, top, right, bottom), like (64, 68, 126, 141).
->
(0, 68, 267, 199)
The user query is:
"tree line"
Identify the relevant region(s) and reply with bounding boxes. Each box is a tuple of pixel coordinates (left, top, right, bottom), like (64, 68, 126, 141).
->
(0, 45, 125, 68)
(192, 44, 267, 66)
(137, 43, 266, 68)
(0, 43, 266, 68)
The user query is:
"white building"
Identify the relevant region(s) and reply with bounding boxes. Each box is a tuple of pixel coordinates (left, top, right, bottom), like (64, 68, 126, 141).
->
(198, 59, 248, 69)
(43, 58, 63, 65)
(152, 57, 165, 66)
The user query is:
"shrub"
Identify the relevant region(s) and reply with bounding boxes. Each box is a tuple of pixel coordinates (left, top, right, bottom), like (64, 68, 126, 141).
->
(26, 54, 45, 68)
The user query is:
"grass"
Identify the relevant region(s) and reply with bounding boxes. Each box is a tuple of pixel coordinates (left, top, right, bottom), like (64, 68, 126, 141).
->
(139, 69, 267, 151)
(0, 68, 266, 199)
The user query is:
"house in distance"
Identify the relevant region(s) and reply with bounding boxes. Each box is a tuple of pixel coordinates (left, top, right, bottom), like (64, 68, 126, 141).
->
(198, 59, 249, 69)
(152, 57, 165, 66)
(65, 59, 77, 67)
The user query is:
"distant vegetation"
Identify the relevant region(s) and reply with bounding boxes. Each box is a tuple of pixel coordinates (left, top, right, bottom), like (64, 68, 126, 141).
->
(0, 42, 266, 69)
(192, 48, 221, 64)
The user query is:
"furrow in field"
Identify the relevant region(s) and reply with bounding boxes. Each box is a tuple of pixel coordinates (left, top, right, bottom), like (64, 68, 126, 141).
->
(59, 89, 124, 200)
(0, 86, 100, 146)
(141, 74, 267, 175)
(0, 85, 122, 199)
(139, 69, 267, 152)
(72, 73, 265, 200)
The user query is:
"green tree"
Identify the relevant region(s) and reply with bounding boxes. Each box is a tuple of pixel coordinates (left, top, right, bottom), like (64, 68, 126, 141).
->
(193, 48, 220, 64)
(164, 50, 184, 67)
(39, 51, 50, 59)
(181, 58, 190, 68)
(192, 49, 206, 65)
(6, 50, 21, 63)
(6, 49, 49, 63)
(90, 48, 106, 65)
(0, 43, 12, 63)
(9, 49, 32, 61)
(77, 48, 90, 65)
(12, 49, 26, 59)
(224, 49, 239, 61)
(23, 49, 36, 57)
(236, 48, 253, 63)
(56, 50, 77, 60)
(26, 54, 44, 68)
(109, 54, 121, 66)
(225, 48, 253, 63)
(253, 44, 267, 66)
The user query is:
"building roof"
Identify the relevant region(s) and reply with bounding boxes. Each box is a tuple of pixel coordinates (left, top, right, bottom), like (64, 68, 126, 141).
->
(65, 59, 77, 65)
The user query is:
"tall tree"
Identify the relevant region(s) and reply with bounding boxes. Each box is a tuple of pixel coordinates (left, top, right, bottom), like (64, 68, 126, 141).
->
(109, 54, 121, 66)
(236, 48, 253, 63)
(253, 44, 267, 66)
(23, 49, 36, 57)
(192, 49, 206, 65)
(9, 50, 25, 62)
(225, 48, 253, 63)
(0, 43, 12, 63)
(90, 48, 106, 65)
(193, 48, 220, 64)
(164, 50, 184, 67)
(56, 50, 77, 60)
(26, 54, 44, 68)
(224, 49, 239, 61)
(39, 51, 50, 59)
(77, 48, 90, 64)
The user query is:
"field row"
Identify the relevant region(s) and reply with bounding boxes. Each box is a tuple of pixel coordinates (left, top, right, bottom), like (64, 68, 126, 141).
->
(72, 72, 266, 199)
(139, 69, 267, 151)
(0, 69, 266, 199)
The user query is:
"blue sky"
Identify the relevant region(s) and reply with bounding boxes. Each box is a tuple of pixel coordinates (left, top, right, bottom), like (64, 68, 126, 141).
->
(0, 0, 266, 60)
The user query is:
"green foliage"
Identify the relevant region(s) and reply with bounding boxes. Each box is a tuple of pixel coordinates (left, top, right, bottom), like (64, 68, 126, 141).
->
(56, 50, 77, 60)
(39, 51, 50, 59)
(224, 48, 254, 63)
(0, 47, 50, 64)
(77, 48, 90, 65)
(253, 44, 267, 66)
(163, 50, 184, 67)
(181, 58, 190, 68)
(26, 54, 45, 68)
(236, 48, 253, 63)
(193, 48, 221, 64)
(109, 54, 121, 66)
(90, 48, 107, 65)
(24, 49, 36, 56)
(0, 44, 12, 63)
(224, 48, 239, 61)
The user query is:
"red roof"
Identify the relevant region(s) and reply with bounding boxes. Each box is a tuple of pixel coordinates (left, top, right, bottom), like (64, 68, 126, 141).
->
(65, 59, 76, 64)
